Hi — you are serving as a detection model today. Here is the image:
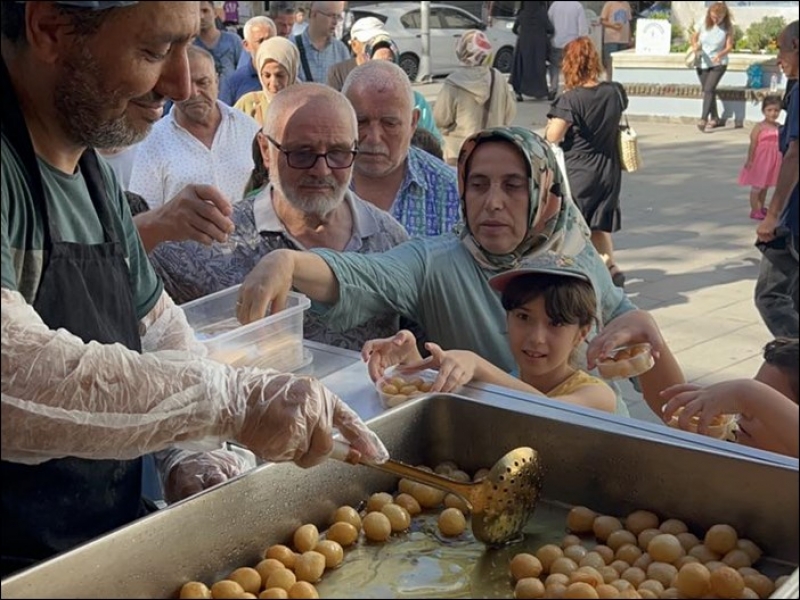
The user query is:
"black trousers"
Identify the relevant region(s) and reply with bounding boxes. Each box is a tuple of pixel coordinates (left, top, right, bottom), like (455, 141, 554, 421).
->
(696, 65, 728, 121)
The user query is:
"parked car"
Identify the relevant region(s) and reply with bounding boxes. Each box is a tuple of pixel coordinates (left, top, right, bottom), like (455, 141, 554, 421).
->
(346, 2, 517, 82)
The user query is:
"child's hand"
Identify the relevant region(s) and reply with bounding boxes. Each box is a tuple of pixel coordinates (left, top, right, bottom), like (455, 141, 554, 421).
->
(361, 330, 420, 382)
(660, 381, 743, 435)
(398, 342, 477, 393)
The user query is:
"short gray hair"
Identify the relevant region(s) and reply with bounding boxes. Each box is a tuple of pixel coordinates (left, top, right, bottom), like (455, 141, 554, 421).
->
(244, 15, 277, 39)
(187, 44, 216, 73)
(341, 60, 414, 110)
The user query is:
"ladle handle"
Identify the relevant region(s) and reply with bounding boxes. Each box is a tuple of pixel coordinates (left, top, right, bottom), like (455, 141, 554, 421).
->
(330, 440, 475, 501)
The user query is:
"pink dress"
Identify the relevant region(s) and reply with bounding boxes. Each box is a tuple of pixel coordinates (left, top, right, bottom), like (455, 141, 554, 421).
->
(738, 125, 781, 189)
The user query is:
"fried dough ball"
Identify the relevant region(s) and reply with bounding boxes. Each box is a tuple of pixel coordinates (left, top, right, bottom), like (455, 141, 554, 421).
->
(636, 528, 661, 552)
(381, 503, 411, 533)
(646, 561, 678, 588)
(673, 555, 699, 570)
(265, 545, 298, 569)
(545, 573, 570, 588)
(742, 573, 775, 599)
(265, 569, 296, 593)
(638, 579, 665, 596)
(579, 552, 607, 571)
(394, 493, 422, 516)
(256, 559, 287, 585)
(736, 539, 762, 564)
(438, 507, 467, 537)
(609, 560, 631, 575)
(258, 589, 288, 600)
(434, 460, 458, 475)
(410, 484, 446, 509)
(449, 469, 471, 483)
(638, 590, 658, 599)
(632, 552, 652, 571)
(292, 525, 319, 554)
(569, 566, 604, 587)
(294, 551, 326, 583)
(688, 544, 720, 564)
(314, 540, 344, 570)
(659, 587, 681, 599)
(550, 557, 579, 577)
(536, 544, 565, 573)
(561, 534, 582, 549)
(366, 492, 394, 513)
(444, 493, 470, 514)
(620, 566, 646, 588)
(287, 582, 319, 599)
(564, 582, 599, 599)
(511, 553, 544, 581)
(514, 577, 546, 599)
(675, 563, 711, 598)
(593, 516, 624, 543)
(594, 545, 615, 565)
(599, 566, 620, 584)
(615, 543, 643, 565)
(658, 519, 688, 536)
(326, 522, 359, 547)
(362, 512, 392, 542)
(331, 505, 361, 530)
(710, 565, 745, 598)
(675, 532, 701, 553)
(473, 468, 491, 481)
(397, 478, 416, 495)
(740, 587, 760, 599)
(545, 582, 568, 599)
(228, 568, 262, 595)
(607, 530, 638, 552)
(705, 560, 726, 572)
(567, 506, 598, 534)
(211, 580, 245, 599)
(563, 544, 588, 563)
(722, 548, 752, 569)
(647, 534, 685, 564)
(625, 510, 659, 536)
(704, 524, 738, 555)
(595, 583, 622, 599)
(180, 581, 212, 599)
(609, 579, 633, 592)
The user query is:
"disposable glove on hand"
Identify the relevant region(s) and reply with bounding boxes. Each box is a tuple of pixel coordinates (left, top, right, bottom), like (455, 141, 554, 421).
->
(158, 447, 256, 504)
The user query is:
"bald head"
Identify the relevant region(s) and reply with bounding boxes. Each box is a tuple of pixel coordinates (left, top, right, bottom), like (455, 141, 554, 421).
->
(342, 60, 414, 111)
(264, 83, 356, 139)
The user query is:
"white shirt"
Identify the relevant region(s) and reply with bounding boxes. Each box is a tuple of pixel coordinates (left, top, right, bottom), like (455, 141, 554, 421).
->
(97, 143, 140, 191)
(129, 100, 260, 209)
(548, 1, 589, 49)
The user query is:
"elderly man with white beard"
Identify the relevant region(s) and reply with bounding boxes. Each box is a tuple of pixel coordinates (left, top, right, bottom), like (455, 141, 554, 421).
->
(148, 83, 409, 351)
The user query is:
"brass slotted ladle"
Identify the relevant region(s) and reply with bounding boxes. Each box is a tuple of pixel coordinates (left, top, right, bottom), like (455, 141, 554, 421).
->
(332, 441, 543, 546)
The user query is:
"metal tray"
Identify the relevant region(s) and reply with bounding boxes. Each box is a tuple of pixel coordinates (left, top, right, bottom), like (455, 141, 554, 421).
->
(2, 393, 798, 598)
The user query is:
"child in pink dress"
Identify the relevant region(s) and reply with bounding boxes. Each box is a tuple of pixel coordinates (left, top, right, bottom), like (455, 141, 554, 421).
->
(738, 95, 783, 220)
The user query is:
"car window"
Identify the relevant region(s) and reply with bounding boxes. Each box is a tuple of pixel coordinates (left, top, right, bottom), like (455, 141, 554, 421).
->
(400, 9, 420, 29)
(438, 7, 479, 29)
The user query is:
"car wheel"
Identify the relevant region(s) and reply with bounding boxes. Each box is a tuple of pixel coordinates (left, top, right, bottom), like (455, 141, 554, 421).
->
(493, 46, 514, 74)
(398, 53, 420, 82)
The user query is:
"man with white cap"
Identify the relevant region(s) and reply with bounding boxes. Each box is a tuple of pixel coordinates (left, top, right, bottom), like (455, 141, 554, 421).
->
(327, 16, 384, 91)
(0, 0, 387, 576)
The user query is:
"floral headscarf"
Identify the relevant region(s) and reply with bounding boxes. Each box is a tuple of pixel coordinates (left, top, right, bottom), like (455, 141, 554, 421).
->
(456, 126, 590, 271)
(456, 29, 493, 67)
(366, 33, 400, 63)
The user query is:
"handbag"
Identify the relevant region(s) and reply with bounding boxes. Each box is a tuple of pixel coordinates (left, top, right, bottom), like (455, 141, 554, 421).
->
(684, 48, 700, 69)
(613, 84, 642, 173)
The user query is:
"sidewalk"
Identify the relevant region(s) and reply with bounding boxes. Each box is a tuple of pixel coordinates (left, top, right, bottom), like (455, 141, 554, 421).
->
(415, 80, 773, 424)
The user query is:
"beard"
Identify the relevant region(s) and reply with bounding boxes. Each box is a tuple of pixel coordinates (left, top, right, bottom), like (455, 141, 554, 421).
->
(54, 42, 158, 149)
(273, 173, 347, 218)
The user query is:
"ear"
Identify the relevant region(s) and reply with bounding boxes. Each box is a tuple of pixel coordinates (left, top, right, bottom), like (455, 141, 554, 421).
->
(257, 132, 271, 170)
(24, 2, 74, 64)
(410, 107, 420, 130)
(575, 325, 591, 346)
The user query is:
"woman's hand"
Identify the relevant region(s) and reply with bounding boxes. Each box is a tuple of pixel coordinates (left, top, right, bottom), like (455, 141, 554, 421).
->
(586, 310, 665, 369)
(398, 342, 477, 393)
(361, 330, 421, 382)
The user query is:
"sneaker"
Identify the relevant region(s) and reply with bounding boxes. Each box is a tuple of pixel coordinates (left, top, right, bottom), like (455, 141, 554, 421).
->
(750, 209, 766, 220)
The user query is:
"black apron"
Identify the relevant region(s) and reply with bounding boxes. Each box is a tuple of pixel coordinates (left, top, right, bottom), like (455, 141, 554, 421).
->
(1, 58, 147, 578)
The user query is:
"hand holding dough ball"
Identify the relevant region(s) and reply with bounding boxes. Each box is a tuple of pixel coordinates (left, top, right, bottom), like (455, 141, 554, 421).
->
(265, 545, 298, 569)
(332, 506, 361, 530)
(294, 551, 326, 583)
(438, 507, 467, 537)
(362, 511, 392, 542)
(265, 569, 296, 593)
(381, 503, 411, 532)
(211, 580, 246, 599)
(566, 506, 597, 533)
(394, 493, 422, 516)
(366, 492, 394, 513)
(704, 524, 739, 555)
(228, 568, 262, 595)
(514, 577, 546, 599)
(593, 515, 624, 542)
(510, 553, 543, 581)
(314, 540, 344, 569)
(180, 581, 212, 599)
(326, 522, 359, 547)
(287, 582, 319, 599)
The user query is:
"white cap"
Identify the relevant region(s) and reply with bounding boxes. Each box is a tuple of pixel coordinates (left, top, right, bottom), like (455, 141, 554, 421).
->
(350, 16, 385, 43)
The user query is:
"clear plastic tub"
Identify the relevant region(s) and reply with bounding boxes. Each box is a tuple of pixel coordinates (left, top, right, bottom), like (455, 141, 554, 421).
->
(667, 409, 739, 441)
(375, 368, 438, 408)
(181, 285, 312, 372)
(596, 342, 655, 381)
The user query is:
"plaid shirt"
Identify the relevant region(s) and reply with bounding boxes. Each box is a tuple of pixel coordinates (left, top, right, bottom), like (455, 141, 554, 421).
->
(389, 146, 462, 238)
(292, 28, 351, 84)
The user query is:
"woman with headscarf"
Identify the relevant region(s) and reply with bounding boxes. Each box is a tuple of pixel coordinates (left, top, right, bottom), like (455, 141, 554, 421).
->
(509, 1, 552, 101)
(234, 36, 300, 126)
(434, 30, 516, 165)
(234, 127, 685, 417)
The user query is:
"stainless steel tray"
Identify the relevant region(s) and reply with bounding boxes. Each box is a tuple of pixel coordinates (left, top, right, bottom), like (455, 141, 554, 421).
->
(2, 393, 798, 599)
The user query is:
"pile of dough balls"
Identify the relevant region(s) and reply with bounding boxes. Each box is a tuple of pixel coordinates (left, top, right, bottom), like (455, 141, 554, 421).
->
(378, 375, 434, 407)
(178, 460, 488, 599)
(511, 505, 791, 599)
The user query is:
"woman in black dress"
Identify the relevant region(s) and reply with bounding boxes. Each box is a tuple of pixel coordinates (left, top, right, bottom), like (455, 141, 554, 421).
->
(545, 37, 628, 287)
(509, 1, 551, 101)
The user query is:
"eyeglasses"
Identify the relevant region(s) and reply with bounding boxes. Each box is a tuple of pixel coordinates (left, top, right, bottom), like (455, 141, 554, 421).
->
(265, 135, 358, 169)
(316, 9, 344, 22)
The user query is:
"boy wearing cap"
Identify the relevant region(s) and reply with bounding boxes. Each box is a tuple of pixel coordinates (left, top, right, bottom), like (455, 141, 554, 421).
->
(362, 253, 619, 413)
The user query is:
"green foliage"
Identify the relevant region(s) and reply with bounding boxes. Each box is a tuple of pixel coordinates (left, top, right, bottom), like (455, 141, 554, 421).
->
(733, 24, 745, 43)
(745, 16, 786, 52)
(735, 37, 751, 51)
(671, 40, 690, 53)
(671, 22, 684, 42)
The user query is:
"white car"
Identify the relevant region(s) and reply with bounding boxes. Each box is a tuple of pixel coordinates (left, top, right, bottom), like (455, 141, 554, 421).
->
(347, 2, 517, 82)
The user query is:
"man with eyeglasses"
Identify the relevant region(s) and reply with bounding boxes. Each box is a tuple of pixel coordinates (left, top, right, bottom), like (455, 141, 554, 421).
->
(292, 1, 350, 83)
(148, 83, 409, 352)
(220, 15, 277, 106)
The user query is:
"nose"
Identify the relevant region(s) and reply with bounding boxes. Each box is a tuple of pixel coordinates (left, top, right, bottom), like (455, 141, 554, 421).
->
(154, 47, 193, 103)
(484, 181, 508, 211)
(525, 321, 548, 345)
(307, 154, 333, 176)
(359, 121, 382, 145)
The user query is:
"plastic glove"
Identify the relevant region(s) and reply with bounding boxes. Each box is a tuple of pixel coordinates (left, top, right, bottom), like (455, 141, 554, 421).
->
(139, 290, 207, 355)
(157, 447, 257, 504)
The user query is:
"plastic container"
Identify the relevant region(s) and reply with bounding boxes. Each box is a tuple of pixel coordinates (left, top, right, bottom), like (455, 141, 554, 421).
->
(596, 343, 655, 381)
(181, 284, 312, 372)
(666, 409, 738, 441)
(375, 368, 439, 408)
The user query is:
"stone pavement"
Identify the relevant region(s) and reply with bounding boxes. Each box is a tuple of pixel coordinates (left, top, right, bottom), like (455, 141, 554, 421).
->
(414, 80, 774, 424)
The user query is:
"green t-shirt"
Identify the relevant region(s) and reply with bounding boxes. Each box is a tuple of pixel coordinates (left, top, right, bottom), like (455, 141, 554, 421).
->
(1, 137, 162, 319)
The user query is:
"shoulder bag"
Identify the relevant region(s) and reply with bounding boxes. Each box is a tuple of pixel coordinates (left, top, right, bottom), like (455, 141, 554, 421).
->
(613, 83, 642, 172)
(295, 34, 314, 82)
